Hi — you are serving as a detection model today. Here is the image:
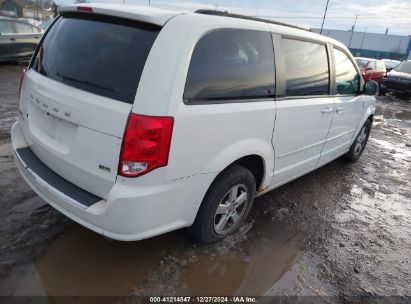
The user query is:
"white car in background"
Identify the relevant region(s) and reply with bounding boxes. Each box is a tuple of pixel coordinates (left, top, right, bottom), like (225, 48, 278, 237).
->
(0, 17, 42, 61)
(11, 4, 378, 243)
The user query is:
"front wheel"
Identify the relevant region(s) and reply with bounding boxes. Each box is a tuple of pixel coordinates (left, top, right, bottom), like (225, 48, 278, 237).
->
(343, 120, 372, 162)
(188, 164, 256, 244)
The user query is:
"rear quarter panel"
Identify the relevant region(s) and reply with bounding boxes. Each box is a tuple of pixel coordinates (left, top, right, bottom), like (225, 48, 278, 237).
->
(133, 14, 276, 187)
(358, 96, 376, 135)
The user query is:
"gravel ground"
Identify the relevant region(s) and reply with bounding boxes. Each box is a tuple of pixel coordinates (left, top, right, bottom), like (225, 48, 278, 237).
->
(0, 63, 410, 303)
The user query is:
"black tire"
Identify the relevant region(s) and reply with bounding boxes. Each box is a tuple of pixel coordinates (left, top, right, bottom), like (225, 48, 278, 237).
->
(343, 119, 372, 162)
(379, 88, 386, 96)
(188, 164, 256, 244)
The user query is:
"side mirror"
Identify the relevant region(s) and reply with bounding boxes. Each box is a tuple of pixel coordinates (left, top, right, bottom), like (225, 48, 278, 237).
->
(364, 80, 379, 95)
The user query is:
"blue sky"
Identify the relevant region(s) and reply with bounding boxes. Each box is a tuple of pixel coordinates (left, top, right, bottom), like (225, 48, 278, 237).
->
(56, 0, 411, 35)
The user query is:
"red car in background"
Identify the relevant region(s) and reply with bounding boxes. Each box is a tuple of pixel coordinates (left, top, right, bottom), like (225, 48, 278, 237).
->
(355, 57, 386, 84)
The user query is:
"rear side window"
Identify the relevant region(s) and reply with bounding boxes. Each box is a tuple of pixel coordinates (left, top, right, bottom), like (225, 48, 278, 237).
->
(283, 39, 329, 96)
(32, 13, 160, 104)
(334, 48, 360, 95)
(184, 29, 275, 103)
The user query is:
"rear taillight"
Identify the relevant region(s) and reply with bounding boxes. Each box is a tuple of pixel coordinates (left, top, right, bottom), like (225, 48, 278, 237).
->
(18, 69, 26, 99)
(118, 114, 174, 177)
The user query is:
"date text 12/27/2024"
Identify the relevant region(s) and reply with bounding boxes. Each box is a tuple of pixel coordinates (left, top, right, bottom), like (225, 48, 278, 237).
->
(149, 297, 258, 303)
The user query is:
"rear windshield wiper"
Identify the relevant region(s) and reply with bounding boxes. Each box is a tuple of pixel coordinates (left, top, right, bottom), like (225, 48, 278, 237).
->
(56, 72, 114, 92)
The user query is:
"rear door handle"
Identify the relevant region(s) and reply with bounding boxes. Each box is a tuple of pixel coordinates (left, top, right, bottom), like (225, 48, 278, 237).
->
(335, 106, 345, 113)
(321, 107, 333, 114)
(9, 37, 16, 41)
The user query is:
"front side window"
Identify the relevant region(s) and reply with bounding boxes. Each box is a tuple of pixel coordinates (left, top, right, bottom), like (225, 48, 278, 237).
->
(0, 20, 13, 34)
(334, 48, 360, 95)
(283, 39, 329, 96)
(184, 29, 275, 103)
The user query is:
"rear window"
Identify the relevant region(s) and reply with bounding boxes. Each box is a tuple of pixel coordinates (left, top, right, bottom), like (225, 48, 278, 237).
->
(32, 13, 160, 104)
(355, 59, 369, 68)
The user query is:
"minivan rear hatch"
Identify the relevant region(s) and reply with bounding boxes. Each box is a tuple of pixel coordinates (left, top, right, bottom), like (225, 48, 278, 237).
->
(19, 12, 161, 199)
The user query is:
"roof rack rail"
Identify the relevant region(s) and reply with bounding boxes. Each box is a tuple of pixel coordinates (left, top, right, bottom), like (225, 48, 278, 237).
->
(195, 9, 311, 32)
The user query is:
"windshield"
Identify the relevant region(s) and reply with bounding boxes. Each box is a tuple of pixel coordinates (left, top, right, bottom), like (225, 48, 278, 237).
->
(394, 61, 411, 74)
(355, 59, 369, 68)
(383, 60, 400, 68)
(32, 13, 161, 104)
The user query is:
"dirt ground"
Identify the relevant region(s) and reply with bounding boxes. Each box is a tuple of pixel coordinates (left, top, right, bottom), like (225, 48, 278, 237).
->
(0, 63, 410, 303)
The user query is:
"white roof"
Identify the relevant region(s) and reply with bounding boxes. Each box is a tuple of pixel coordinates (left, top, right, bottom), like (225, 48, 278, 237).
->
(57, 3, 350, 54)
(355, 57, 378, 61)
(58, 4, 184, 26)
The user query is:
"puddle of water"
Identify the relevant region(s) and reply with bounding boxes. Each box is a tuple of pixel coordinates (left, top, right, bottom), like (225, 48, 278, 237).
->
(374, 99, 411, 132)
(337, 185, 411, 239)
(332, 182, 411, 296)
(0, 216, 318, 298)
(0, 264, 46, 297)
(375, 98, 411, 121)
(264, 254, 335, 297)
(384, 119, 411, 129)
(378, 109, 411, 122)
(370, 138, 411, 163)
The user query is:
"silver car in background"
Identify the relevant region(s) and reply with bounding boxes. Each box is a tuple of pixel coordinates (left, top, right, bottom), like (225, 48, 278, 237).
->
(0, 17, 42, 61)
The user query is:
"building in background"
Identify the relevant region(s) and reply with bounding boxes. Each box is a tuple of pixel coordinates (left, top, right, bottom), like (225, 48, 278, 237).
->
(313, 28, 411, 60)
(23, 2, 53, 20)
(0, 0, 53, 20)
(0, 0, 24, 18)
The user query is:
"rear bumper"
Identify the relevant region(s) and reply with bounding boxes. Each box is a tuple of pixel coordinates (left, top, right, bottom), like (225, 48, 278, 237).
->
(15, 146, 102, 209)
(11, 121, 216, 241)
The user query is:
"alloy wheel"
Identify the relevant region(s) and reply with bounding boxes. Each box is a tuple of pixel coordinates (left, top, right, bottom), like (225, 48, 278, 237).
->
(353, 124, 369, 156)
(213, 184, 249, 235)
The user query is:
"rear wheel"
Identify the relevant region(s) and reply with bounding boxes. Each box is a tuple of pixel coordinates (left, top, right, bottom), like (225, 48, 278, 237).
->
(188, 164, 256, 244)
(344, 120, 372, 162)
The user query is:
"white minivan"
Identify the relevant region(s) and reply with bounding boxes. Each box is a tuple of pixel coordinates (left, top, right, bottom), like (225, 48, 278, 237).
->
(11, 4, 378, 243)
